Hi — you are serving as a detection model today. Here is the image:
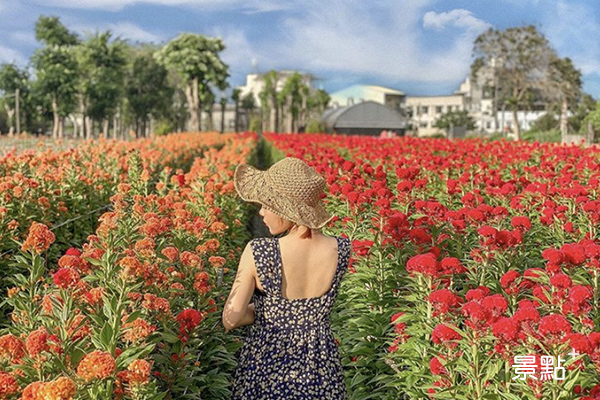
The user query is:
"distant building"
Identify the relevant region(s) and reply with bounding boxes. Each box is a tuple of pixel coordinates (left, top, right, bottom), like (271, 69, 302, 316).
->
(329, 84, 405, 112)
(405, 95, 466, 136)
(321, 101, 407, 136)
(237, 71, 316, 107)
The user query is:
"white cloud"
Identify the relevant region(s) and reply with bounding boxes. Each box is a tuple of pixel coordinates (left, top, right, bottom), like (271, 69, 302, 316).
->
(541, 0, 600, 75)
(245, 0, 490, 85)
(68, 21, 165, 44)
(33, 0, 291, 13)
(107, 22, 165, 43)
(211, 27, 258, 72)
(423, 9, 491, 32)
(0, 45, 26, 64)
(9, 31, 38, 47)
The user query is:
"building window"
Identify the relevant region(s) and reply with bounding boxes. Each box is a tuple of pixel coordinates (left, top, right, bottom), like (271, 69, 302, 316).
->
(436, 106, 443, 114)
(419, 121, 428, 128)
(422, 106, 429, 114)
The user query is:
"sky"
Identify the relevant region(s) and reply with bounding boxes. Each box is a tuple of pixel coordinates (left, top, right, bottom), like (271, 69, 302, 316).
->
(0, 0, 599, 99)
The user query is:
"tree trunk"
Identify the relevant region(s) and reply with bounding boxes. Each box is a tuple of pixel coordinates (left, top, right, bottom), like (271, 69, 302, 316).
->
(102, 119, 109, 139)
(286, 95, 293, 133)
(58, 116, 64, 139)
(269, 96, 277, 132)
(4, 104, 14, 134)
(185, 78, 200, 132)
(85, 116, 92, 140)
(234, 102, 239, 132)
(70, 114, 78, 138)
(511, 108, 521, 141)
(587, 121, 594, 147)
(51, 96, 59, 139)
(220, 102, 226, 133)
(560, 97, 568, 141)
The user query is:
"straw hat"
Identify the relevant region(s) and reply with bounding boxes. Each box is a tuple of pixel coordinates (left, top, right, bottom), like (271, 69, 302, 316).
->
(233, 157, 334, 230)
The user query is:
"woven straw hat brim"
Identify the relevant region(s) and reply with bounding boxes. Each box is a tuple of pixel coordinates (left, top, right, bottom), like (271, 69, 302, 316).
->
(233, 164, 334, 230)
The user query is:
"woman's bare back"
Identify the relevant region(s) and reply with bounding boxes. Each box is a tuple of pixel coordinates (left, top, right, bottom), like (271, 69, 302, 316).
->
(254, 234, 339, 300)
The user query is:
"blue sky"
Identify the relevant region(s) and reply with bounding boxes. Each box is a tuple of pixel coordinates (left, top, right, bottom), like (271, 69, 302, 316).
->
(1, 0, 599, 99)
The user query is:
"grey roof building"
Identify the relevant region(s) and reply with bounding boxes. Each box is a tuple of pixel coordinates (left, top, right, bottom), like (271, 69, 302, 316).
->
(321, 101, 407, 136)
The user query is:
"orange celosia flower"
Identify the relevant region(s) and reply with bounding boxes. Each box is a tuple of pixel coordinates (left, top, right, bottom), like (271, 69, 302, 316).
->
(180, 251, 201, 268)
(0, 371, 19, 397)
(161, 247, 179, 262)
(42, 293, 63, 315)
(204, 239, 220, 253)
(127, 359, 152, 384)
(123, 318, 156, 344)
(21, 381, 46, 400)
(0, 334, 25, 362)
(208, 256, 226, 269)
(21, 222, 55, 254)
(77, 350, 116, 381)
(26, 327, 49, 358)
(134, 237, 156, 258)
(39, 376, 76, 400)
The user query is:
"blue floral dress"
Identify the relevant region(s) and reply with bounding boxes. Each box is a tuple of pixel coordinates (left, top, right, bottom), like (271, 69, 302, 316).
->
(230, 235, 351, 400)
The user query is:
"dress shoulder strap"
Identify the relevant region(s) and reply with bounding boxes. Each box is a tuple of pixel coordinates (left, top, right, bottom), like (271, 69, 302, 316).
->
(249, 237, 278, 296)
(332, 236, 351, 290)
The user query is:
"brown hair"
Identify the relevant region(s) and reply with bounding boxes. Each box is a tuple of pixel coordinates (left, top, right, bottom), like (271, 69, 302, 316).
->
(288, 223, 312, 239)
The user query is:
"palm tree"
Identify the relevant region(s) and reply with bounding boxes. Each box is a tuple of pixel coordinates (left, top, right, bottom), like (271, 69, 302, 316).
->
(231, 88, 241, 132)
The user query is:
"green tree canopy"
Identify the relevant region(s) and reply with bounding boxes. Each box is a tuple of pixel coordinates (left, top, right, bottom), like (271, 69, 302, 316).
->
(155, 33, 229, 132)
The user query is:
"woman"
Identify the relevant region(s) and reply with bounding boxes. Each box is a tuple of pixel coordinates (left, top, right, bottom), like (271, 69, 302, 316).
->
(222, 157, 351, 399)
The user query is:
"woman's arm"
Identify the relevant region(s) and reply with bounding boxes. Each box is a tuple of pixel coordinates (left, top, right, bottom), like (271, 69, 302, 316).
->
(222, 242, 257, 333)
(224, 303, 255, 333)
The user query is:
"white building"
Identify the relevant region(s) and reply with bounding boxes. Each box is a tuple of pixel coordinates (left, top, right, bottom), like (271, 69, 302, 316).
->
(237, 71, 317, 107)
(405, 94, 466, 136)
(329, 85, 405, 111)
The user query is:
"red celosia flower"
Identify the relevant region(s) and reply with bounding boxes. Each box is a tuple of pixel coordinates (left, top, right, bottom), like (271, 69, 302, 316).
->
(177, 308, 203, 339)
(538, 314, 572, 340)
(429, 289, 463, 317)
(429, 356, 448, 375)
(511, 216, 532, 231)
(500, 270, 520, 295)
(431, 323, 461, 348)
(406, 253, 439, 278)
(465, 286, 490, 302)
(492, 316, 520, 343)
(53, 267, 81, 289)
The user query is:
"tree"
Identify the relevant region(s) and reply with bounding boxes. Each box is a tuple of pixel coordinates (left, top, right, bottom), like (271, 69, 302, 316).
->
(0, 64, 29, 134)
(279, 72, 305, 133)
(259, 70, 282, 132)
(35, 16, 79, 47)
(32, 15, 80, 138)
(78, 31, 128, 138)
(581, 100, 600, 144)
(570, 93, 596, 133)
(231, 88, 241, 132)
(126, 49, 173, 138)
(240, 92, 256, 131)
(155, 33, 229, 132)
(545, 56, 582, 141)
(472, 25, 557, 140)
(219, 97, 227, 133)
(434, 110, 475, 137)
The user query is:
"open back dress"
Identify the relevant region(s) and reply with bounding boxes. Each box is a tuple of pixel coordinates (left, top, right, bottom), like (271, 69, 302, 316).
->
(230, 235, 351, 400)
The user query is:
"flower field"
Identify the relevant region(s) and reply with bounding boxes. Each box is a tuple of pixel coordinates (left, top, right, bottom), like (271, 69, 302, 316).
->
(2, 131, 600, 399)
